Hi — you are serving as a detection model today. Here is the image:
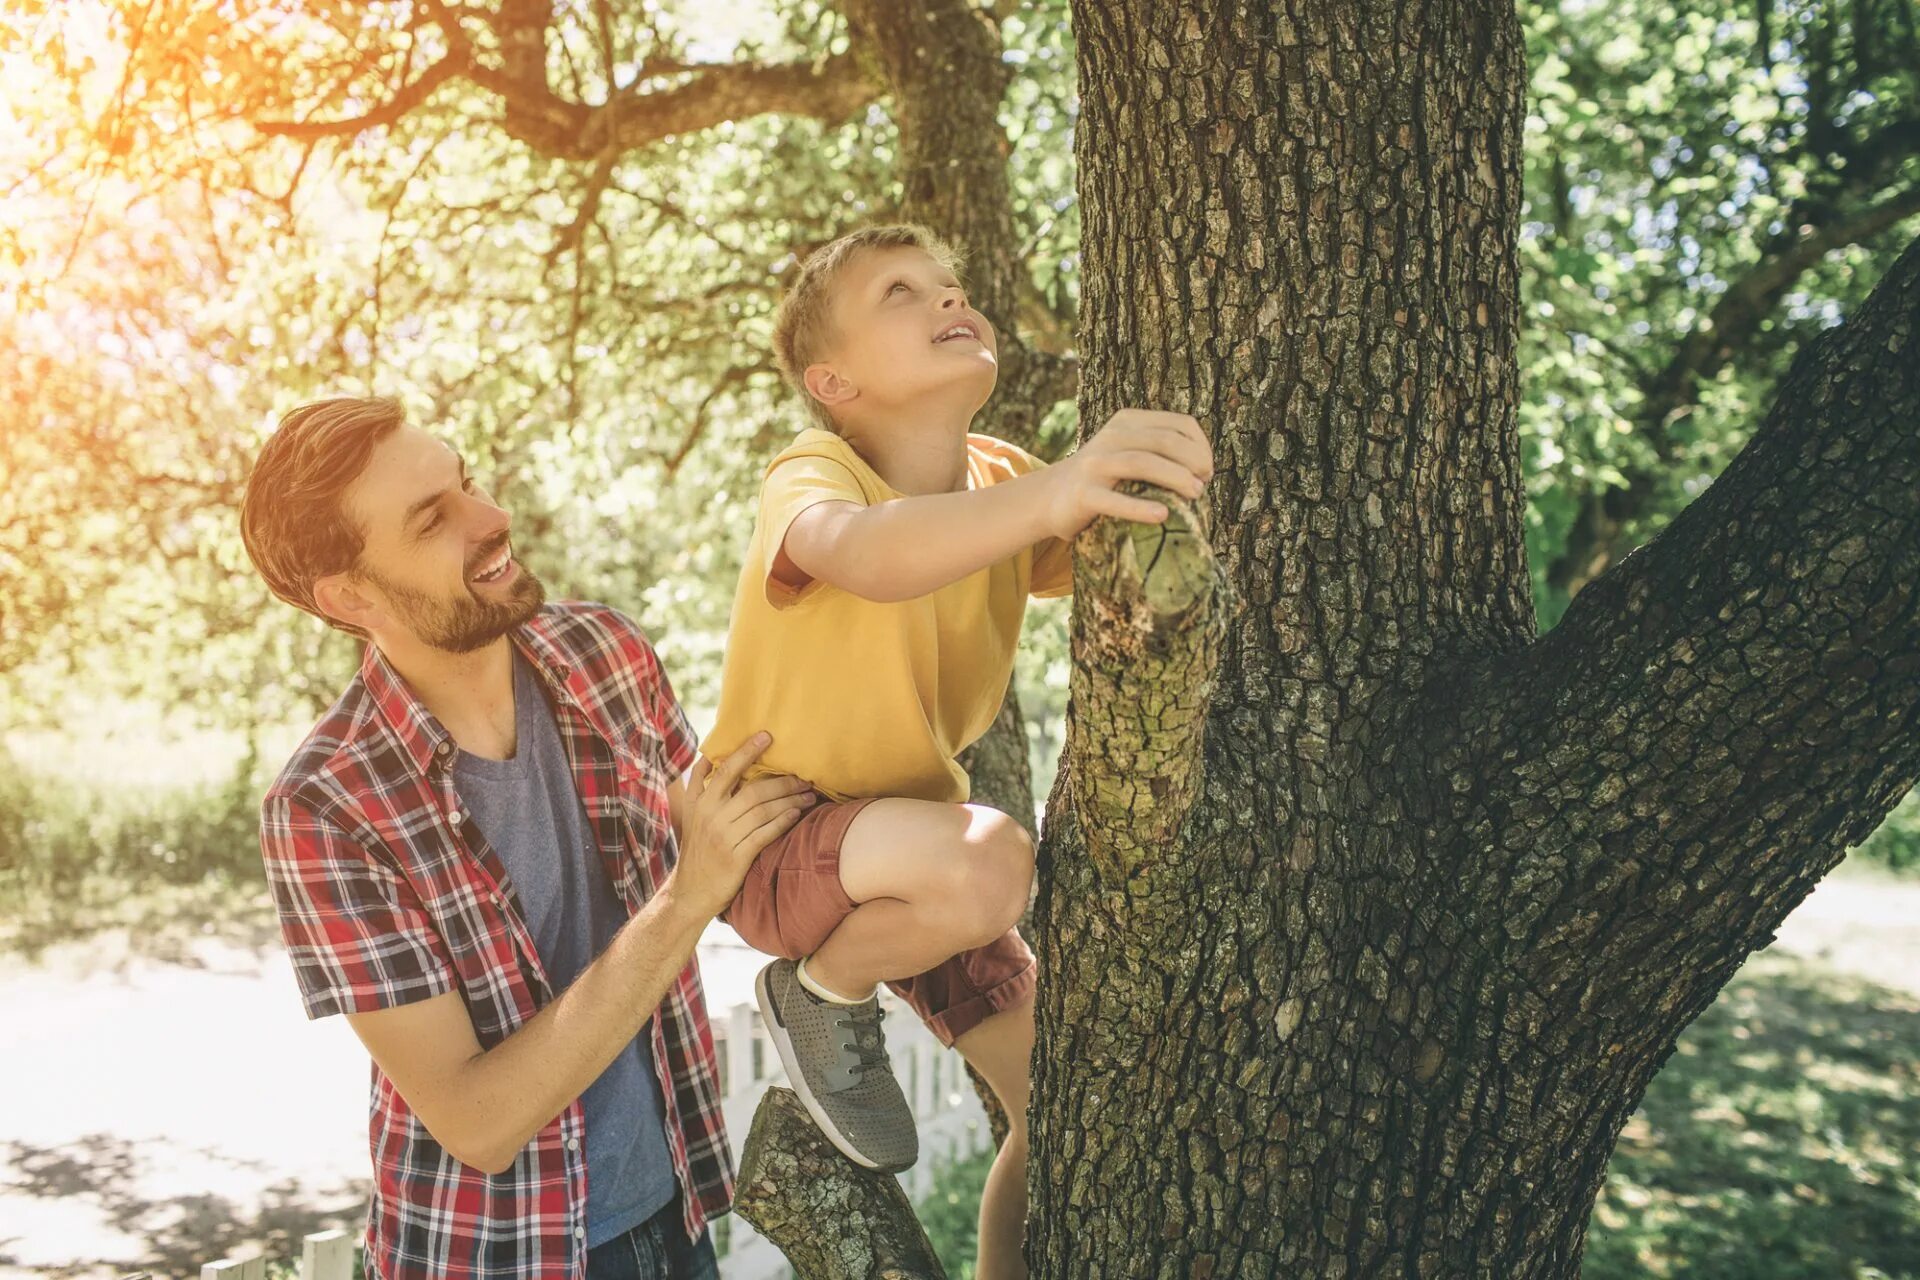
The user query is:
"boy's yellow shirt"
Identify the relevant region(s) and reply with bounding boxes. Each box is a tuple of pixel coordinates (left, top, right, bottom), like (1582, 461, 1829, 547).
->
(701, 426, 1074, 804)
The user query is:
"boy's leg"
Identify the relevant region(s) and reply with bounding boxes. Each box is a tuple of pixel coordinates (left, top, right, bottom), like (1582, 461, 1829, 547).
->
(952, 994, 1035, 1280)
(740, 796, 1032, 1174)
(804, 798, 1034, 999)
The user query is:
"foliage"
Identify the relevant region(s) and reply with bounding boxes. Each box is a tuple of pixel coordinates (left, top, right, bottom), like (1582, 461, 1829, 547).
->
(1855, 787, 1920, 872)
(1518, 0, 1920, 620)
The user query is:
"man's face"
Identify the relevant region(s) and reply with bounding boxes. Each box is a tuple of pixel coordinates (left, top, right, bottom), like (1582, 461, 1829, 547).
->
(816, 245, 999, 418)
(337, 424, 544, 652)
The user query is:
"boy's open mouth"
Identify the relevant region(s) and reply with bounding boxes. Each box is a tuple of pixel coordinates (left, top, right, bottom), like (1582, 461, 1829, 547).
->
(934, 321, 979, 344)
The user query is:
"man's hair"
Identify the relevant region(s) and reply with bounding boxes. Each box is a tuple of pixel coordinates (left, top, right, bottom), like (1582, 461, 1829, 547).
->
(770, 223, 963, 430)
(240, 395, 407, 639)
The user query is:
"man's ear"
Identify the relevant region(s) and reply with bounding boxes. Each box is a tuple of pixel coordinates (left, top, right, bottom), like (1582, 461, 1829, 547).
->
(313, 572, 386, 636)
(802, 362, 858, 409)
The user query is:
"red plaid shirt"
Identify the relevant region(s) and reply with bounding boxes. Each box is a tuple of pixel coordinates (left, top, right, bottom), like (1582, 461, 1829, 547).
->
(259, 602, 732, 1279)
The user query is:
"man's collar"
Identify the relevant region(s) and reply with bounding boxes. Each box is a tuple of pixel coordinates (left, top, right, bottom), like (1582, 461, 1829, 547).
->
(361, 615, 579, 778)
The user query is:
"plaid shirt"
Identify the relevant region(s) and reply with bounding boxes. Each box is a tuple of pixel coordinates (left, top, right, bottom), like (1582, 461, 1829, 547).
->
(259, 602, 732, 1279)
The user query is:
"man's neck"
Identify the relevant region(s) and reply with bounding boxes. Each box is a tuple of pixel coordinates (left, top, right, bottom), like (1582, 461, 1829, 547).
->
(377, 633, 519, 761)
(840, 400, 976, 496)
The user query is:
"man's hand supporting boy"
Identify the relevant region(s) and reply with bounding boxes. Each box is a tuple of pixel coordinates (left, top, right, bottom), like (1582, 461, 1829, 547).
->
(341, 734, 811, 1175)
(777, 409, 1214, 602)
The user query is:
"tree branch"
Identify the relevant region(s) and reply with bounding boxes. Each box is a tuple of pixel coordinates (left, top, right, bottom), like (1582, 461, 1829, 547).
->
(1461, 232, 1920, 1032)
(254, 55, 472, 139)
(732, 1088, 946, 1279)
(252, 27, 876, 163)
(1066, 493, 1229, 887)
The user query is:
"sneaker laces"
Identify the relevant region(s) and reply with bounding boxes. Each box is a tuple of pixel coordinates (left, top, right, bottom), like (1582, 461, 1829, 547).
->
(832, 1003, 892, 1082)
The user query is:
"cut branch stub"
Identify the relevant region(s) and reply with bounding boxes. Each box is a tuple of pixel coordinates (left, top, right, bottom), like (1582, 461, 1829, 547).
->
(1067, 488, 1229, 887)
(732, 1088, 947, 1280)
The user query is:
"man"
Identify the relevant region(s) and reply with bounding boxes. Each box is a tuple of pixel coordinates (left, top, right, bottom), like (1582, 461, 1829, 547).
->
(241, 396, 813, 1279)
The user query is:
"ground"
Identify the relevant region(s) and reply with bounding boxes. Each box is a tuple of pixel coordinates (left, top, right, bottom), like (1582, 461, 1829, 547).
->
(0, 865, 1914, 1279)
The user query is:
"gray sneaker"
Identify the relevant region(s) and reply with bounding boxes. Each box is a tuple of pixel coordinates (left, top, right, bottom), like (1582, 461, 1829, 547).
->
(755, 959, 919, 1173)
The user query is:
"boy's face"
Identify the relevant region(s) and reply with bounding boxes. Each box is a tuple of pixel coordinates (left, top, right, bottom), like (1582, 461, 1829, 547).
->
(323, 424, 545, 652)
(811, 245, 998, 421)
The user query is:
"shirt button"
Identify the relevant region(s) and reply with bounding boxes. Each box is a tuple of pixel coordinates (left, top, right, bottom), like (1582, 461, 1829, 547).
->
(573, 1227, 585, 1241)
(566, 1137, 580, 1151)
(449, 810, 464, 826)
(435, 740, 452, 756)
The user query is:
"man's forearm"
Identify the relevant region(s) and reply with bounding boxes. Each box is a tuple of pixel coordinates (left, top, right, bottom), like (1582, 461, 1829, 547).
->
(814, 472, 1055, 601)
(448, 883, 711, 1172)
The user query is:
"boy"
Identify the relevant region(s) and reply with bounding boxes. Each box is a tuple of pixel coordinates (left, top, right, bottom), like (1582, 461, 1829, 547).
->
(701, 225, 1211, 1277)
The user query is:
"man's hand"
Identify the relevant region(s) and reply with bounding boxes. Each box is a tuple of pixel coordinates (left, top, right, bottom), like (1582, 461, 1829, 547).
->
(1043, 409, 1214, 540)
(669, 732, 815, 919)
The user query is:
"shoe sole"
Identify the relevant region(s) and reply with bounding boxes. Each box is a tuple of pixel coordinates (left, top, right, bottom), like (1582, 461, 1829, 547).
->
(755, 964, 916, 1174)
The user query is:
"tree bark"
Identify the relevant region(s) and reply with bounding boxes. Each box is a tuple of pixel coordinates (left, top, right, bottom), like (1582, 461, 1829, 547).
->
(735, 1088, 948, 1279)
(1026, 1, 1919, 1276)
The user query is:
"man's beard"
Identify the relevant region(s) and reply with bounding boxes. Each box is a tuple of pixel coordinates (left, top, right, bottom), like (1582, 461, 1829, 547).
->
(360, 552, 546, 654)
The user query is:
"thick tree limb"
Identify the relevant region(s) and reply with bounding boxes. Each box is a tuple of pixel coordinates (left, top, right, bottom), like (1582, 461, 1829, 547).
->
(1462, 232, 1920, 1030)
(1067, 495, 1229, 886)
(733, 1088, 947, 1280)
(253, 7, 878, 164)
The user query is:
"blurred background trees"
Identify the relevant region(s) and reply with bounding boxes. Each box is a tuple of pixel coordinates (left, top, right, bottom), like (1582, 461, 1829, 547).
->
(1, 0, 1915, 914)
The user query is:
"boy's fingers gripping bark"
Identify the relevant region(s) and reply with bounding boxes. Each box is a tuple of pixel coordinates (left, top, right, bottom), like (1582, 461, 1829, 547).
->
(1094, 489, 1170, 524)
(1108, 448, 1206, 499)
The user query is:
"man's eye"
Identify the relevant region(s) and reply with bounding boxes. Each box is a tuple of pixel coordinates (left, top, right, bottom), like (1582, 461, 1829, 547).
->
(461, 476, 477, 493)
(421, 514, 442, 534)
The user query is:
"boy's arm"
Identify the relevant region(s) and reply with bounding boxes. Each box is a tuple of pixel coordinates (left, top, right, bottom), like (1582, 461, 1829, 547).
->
(780, 409, 1213, 602)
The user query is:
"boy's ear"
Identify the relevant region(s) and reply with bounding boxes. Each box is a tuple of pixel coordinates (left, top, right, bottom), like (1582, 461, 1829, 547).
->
(802, 362, 858, 409)
(313, 571, 386, 636)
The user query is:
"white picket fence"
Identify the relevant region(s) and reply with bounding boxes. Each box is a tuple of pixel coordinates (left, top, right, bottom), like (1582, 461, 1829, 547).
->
(150, 994, 989, 1280)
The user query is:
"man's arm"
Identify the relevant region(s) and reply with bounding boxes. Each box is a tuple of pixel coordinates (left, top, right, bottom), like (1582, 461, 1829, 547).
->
(345, 735, 811, 1174)
(779, 409, 1213, 603)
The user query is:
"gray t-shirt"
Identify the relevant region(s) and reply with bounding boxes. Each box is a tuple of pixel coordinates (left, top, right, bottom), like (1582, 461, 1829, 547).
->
(453, 652, 676, 1244)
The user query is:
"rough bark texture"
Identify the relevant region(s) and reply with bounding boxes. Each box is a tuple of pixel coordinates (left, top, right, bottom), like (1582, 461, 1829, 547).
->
(1026, 1, 1920, 1276)
(734, 1088, 948, 1280)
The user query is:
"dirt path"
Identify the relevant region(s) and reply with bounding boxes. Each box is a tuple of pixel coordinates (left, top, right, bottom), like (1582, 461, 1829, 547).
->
(1, 872, 1914, 1279)
(0, 923, 767, 1280)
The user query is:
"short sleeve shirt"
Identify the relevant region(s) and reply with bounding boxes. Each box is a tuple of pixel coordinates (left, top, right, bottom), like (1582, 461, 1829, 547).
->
(700, 428, 1073, 804)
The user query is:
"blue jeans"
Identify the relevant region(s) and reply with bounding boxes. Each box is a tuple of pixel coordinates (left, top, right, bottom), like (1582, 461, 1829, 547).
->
(585, 1197, 719, 1280)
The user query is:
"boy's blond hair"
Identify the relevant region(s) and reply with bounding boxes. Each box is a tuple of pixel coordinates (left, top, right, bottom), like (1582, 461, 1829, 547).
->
(771, 223, 964, 431)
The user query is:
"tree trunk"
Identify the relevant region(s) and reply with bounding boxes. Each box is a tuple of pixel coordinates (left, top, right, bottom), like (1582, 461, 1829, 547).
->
(1026, 1, 1920, 1276)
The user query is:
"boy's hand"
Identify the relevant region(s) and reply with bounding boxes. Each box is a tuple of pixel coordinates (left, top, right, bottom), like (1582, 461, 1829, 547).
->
(669, 732, 815, 920)
(1044, 409, 1214, 540)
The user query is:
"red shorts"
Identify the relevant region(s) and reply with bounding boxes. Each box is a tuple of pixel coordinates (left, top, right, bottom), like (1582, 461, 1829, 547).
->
(719, 795, 1036, 1047)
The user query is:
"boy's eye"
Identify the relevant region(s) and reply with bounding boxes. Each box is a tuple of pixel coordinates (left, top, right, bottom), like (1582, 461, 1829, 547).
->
(887, 281, 910, 296)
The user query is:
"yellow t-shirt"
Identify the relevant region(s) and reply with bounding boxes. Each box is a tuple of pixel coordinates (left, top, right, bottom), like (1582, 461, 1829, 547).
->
(700, 427, 1074, 804)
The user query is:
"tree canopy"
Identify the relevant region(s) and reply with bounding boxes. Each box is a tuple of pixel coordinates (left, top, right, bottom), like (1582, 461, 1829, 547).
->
(3, 0, 1915, 759)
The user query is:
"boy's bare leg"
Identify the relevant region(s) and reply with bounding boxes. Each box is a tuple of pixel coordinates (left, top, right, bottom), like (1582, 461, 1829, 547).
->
(954, 997, 1035, 1280)
(804, 798, 1032, 999)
